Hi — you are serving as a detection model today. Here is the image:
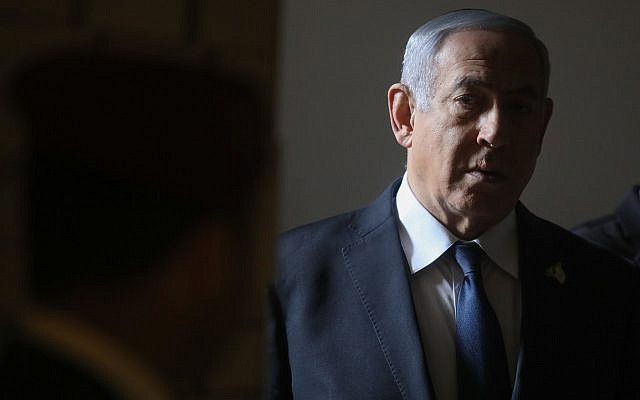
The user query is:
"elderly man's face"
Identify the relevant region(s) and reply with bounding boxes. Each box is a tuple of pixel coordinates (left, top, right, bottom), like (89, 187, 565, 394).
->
(403, 30, 552, 237)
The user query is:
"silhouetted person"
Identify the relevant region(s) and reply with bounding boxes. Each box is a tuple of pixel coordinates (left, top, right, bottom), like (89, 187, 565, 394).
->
(1, 50, 274, 399)
(573, 185, 640, 265)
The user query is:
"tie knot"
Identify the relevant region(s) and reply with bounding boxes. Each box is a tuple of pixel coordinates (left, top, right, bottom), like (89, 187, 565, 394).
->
(453, 242, 484, 275)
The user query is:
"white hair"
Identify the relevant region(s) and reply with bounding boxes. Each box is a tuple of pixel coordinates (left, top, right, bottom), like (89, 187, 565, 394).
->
(400, 9, 550, 111)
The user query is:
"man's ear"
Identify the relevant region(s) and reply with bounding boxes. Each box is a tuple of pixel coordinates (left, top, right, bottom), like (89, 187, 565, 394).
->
(537, 97, 554, 153)
(542, 97, 554, 131)
(388, 83, 415, 149)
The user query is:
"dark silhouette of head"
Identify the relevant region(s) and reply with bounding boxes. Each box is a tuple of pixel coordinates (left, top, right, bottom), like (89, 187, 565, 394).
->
(11, 49, 275, 396)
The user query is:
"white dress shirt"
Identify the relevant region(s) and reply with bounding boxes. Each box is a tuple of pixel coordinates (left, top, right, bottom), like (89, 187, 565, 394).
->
(395, 174, 521, 400)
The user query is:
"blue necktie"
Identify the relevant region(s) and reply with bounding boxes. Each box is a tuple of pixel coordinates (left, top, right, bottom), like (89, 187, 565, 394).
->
(453, 242, 511, 400)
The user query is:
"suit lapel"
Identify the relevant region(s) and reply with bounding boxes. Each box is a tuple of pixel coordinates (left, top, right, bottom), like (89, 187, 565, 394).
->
(342, 179, 434, 400)
(512, 204, 584, 399)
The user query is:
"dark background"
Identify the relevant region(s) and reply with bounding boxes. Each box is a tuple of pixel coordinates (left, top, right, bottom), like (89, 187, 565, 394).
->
(0, 0, 278, 397)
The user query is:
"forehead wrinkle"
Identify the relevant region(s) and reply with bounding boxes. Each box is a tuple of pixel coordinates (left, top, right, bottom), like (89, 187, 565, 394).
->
(453, 76, 488, 91)
(447, 67, 543, 100)
(453, 76, 540, 97)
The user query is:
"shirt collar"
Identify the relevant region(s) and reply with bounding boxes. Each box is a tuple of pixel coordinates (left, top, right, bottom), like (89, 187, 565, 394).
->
(396, 173, 519, 278)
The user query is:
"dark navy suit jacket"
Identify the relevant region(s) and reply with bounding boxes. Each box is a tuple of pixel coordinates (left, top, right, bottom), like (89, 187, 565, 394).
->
(267, 178, 640, 399)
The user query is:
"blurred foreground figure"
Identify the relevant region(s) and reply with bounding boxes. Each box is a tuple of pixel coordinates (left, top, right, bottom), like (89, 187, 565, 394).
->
(573, 185, 640, 265)
(1, 50, 274, 399)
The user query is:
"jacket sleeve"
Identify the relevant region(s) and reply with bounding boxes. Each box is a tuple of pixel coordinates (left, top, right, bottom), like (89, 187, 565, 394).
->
(264, 284, 293, 400)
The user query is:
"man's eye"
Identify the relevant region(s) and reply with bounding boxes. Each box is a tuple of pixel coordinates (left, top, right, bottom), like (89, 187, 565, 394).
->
(454, 95, 478, 108)
(510, 102, 533, 114)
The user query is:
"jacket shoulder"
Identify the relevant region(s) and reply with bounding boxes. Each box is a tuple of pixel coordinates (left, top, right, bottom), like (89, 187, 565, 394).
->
(559, 220, 635, 278)
(278, 209, 362, 267)
(519, 204, 636, 275)
(572, 213, 622, 243)
(573, 214, 636, 261)
(278, 177, 401, 264)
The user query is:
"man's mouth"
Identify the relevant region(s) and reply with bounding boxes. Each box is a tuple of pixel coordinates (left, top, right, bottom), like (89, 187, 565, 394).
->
(466, 168, 507, 184)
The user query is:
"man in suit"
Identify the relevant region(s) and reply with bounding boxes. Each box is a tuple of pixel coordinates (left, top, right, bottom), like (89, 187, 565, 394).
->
(267, 9, 640, 400)
(573, 185, 640, 265)
(1, 50, 275, 399)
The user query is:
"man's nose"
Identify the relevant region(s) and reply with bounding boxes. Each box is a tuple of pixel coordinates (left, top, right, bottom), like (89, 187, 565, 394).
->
(476, 104, 508, 149)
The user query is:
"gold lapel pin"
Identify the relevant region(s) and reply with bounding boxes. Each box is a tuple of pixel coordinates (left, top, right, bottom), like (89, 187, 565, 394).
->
(545, 262, 567, 284)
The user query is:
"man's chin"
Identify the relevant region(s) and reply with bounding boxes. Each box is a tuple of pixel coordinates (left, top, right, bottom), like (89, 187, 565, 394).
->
(450, 192, 516, 224)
